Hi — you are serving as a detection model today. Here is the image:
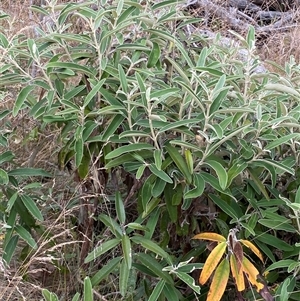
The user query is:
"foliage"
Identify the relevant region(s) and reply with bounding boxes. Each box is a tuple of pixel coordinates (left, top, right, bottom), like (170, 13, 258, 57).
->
(192, 231, 273, 301)
(0, 0, 300, 300)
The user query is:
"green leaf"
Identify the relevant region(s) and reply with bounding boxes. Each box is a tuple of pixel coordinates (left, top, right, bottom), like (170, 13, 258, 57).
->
(74, 138, 84, 168)
(71, 293, 80, 301)
(0, 151, 15, 165)
(119, 258, 130, 297)
(227, 161, 248, 188)
(3, 235, 18, 264)
(0, 168, 9, 185)
(91, 257, 121, 286)
(98, 214, 123, 238)
(84, 238, 120, 263)
(42, 289, 59, 301)
(158, 119, 200, 133)
(20, 195, 43, 221)
(265, 260, 296, 273)
(131, 236, 172, 265)
(83, 79, 105, 107)
(13, 85, 35, 116)
(255, 240, 276, 262)
(46, 62, 95, 77)
(248, 168, 270, 200)
(153, 149, 162, 170)
(105, 143, 154, 160)
(205, 160, 228, 190)
(201, 173, 234, 200)
(149, 279, 165, 301)
(165, 143, 192, 184)
(118, 64, 128, 94)
(8, 168, 52, 177)
(209, 79, 228, 115)
(147, 29, 193, 67)
(253, 158, 294, 176)
(296, 186, 300, 204)
(116, 191, 126, 224)
(209, 194, 238, 219)
(147, 42, 161, 68)
(135, 253, 173, 284)
(184, 173, 205, 199)
(175, 271, 201, 294)
(151, 178, 167, 198)
(258, 219, 296, 233)
(122, 234, 132, 269)
(265, 133, 300, 150)
(162, 283, 180, 301)
(148, 164, 173, 183)
(83, 277, 93, 301)
(255, 233, 294, 251)
(15, 225, 37, 249)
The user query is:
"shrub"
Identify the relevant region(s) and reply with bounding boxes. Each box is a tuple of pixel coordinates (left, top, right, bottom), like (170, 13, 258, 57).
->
(0, 0, 300, 300)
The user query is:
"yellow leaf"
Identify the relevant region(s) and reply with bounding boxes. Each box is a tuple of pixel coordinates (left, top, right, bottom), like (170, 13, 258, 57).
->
(199, 242, 227, 285)
(242, 256, 264, 292)
(230, 254, 245, 291)
(207, 258, 230, 301)
(240, 239, 264, 263)
(192, 232, 226, 243)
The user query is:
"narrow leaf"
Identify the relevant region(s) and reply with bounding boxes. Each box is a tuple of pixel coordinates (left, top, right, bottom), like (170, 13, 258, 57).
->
(265, 133, 299, 150)
(13, 85, 35, 116)
(176, 271, 201, 294)
(240, 239, 264, 262)
(192, 232, 226, 243)
(122, 234, 132, 269)
(165, 143, 192, 184)
(119, 258, 130, 297)
(207, 258, 230, 301)
(15, 225, 37, 249)
(131, 236, 172, 265)
(205, 160, 228, 190)
(148, 279, 165, 301)
(230, 255, 245, 291)
(105, 143, 154, 160)
(242, 256, 264, 292)
(115, 191, 126, 224)
(199, 242, 227, 285)
(91, 257, 121, 286)
(148, 164, 172, 183)
(20, 195, 44, 221)
(83, 277, 93, 301)
(84, 238, 120, 263)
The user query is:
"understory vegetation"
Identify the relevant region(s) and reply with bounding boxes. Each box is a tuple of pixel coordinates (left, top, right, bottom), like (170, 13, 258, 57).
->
(0, 0, 300, 300)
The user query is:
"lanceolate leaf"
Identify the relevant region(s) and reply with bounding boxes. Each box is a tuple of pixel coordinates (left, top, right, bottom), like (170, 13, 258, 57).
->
(230, 255, 245, 292)
(205, 160, 228, 190)
(242, 256, 264, 292)
(131, 236, 172, 265)
(105, 143, 154, 160)
(84, 238, 120, 263)
(199, 242, 227, 285)
(13, 85, 35, 116)
(240, 239, 264, 262)
(148, 164, 173, 183)
(148, 279, 165, 301)
(192, 232, 226, 243)
(176, 271, 201, 294)
(83, 277, 93, 301)
(15, 225, 37, 249)
(264, 133, 299, 150)
(165, 143, 192, 184)
(20, 194, 44, 222)
(207, 258, 230, 301)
